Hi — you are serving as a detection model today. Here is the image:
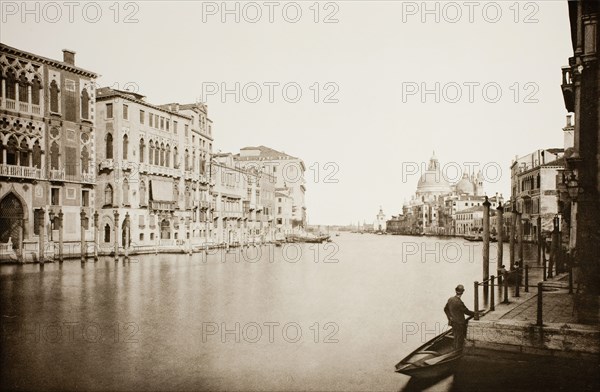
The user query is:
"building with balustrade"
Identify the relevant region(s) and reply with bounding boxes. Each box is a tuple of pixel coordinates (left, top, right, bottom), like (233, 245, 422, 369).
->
(235, 146, 307, 229)
(94, 87, 213, 254)
(212, 153, 248, 245)
(0, 44, 97, 262)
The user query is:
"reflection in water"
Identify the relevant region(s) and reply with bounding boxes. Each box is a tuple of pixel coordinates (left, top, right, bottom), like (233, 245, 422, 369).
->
(2, 235, 535, 391)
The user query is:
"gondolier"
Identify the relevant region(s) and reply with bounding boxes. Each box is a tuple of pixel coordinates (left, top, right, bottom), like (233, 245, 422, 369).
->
(444, 284, 475, 349)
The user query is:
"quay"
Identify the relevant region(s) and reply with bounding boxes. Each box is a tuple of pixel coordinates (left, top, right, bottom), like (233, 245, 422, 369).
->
(466, 260, 599, 361)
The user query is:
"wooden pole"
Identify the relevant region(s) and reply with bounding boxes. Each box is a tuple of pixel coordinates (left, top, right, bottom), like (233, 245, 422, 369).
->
(510, 210, 516, 269)
(497, 202, 504, 273)
(483, 197, 491, 305)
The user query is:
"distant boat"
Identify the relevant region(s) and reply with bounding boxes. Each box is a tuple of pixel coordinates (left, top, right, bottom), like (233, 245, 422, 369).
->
(395, 329, 463, 379)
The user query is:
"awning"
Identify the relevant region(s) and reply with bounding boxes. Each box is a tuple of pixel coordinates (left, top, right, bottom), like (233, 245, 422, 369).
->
(150, 179, 173, 201)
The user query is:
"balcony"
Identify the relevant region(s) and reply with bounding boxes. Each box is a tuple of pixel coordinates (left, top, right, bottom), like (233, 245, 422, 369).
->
(81, 172, 96, 184)
(149, 200, 176, 211)
(561, 66, 574, 112)
(2, 99, 42, 116)
(200, 201, 210, 210)
(49, 169, 65, 181)
(99, 159, 115, 172)
(185, 171, 194, 180)
(0, 164, 43, 180)
(199, 174, 209, 184)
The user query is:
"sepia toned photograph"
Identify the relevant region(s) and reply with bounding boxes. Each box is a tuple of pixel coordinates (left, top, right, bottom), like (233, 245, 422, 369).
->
(0, 1, 599, 391)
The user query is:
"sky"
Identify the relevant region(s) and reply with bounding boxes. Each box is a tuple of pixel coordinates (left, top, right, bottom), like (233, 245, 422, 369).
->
(1, 0, 573, 225)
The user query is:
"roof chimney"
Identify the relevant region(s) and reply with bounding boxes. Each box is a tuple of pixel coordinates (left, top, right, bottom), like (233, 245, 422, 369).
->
(566, 114, 572, 127)
(62, 49, 76, 65)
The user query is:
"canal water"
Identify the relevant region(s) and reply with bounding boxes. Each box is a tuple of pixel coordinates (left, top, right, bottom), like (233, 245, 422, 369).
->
(1, 234, 547, 391)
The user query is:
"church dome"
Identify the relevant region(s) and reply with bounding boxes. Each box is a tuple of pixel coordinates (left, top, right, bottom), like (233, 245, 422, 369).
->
(416, 153, 452, 196)
(455, 173, 475, 195)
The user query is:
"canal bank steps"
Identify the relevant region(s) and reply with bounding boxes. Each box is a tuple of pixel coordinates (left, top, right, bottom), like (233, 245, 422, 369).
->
(0, 241, 282, 264)
(466, 272, 600, 361)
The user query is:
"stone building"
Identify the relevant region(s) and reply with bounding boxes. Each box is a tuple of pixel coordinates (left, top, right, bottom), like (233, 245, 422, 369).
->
(0, 44, 97, 261)
(94, 87, 213, 254)
(396, 153, 487, 235)
(510, 148, 565, 242)
(559, 0, 600, 292)
(373, 207, 386, 233)
(235, 146, 306, 229)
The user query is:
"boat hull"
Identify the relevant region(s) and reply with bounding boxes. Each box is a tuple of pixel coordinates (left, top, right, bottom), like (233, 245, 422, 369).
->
(395, 329, 463, 379)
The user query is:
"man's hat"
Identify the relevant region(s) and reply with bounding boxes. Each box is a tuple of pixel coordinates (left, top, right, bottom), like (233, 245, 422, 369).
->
(455, 284, 465, 293)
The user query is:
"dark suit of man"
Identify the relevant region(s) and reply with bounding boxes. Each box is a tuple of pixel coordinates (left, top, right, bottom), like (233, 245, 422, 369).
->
(444, 295, 475, 349)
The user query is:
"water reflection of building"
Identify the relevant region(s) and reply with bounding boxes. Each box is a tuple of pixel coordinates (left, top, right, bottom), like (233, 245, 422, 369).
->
(0, 45, 97, 262)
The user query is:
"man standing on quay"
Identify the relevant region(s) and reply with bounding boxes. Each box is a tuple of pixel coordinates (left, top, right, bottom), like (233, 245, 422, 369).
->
(444, 284, 476, 349)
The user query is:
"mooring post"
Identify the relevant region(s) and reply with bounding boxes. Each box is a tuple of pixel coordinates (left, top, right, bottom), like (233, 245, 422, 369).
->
(503, 272, 509, 304)
(490, 275, 495, 311)
(483, 197, 491, 306)
(537, 282, 543, 326)
(474, 281, 480, 320)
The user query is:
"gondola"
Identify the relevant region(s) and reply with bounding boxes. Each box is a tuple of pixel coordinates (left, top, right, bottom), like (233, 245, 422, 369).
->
(394, 329, 463, 379)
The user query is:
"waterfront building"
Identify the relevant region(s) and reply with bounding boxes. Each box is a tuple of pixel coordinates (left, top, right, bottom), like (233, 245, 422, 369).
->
(559, 0, 600, 293)
(235, 146, 306, 229)
(510, 148, 565, 242)
(373, 207, 386, 233)
(212, 153, 246, 245)
(274, 187, 293, 236)
(0, 44, 97, 261)
(94, 87, 213, 254)
(393, 153, 487, 235)
(455, 206, 484, 235)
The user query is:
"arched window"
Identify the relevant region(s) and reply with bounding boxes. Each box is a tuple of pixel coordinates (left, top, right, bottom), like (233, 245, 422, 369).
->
(149, 141, 154, 165)
(139, 139, 145, 163)
(104, 184, 113, 206)
(49, 80, 59, 113)
(122, 179, 129, 205)
(32, 140, 42, 169)
(165, 145, 170, 167)
(6, 70, 17, 100)
(0, 139, 4, 164)
(18, 74, 29, 103)
(104, 224, 111, 242)
(6, 136, 18, 165)
(31, 76, 41, 106)
(81, 146, 89, 173)
(19, 139, 28, 167)
(106, 133, 113, 159)
(81, 88, 90, 120)
(173, 147, 179, 168)
(185, 149, 190, 170)
(192, 151, 196, 172)
(154, 142, 159, 164)
(160, 143, 165, 166)
(122, 134, 128, 160)
(139, 180, 146, 206)
(50, 141, 59, 169)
